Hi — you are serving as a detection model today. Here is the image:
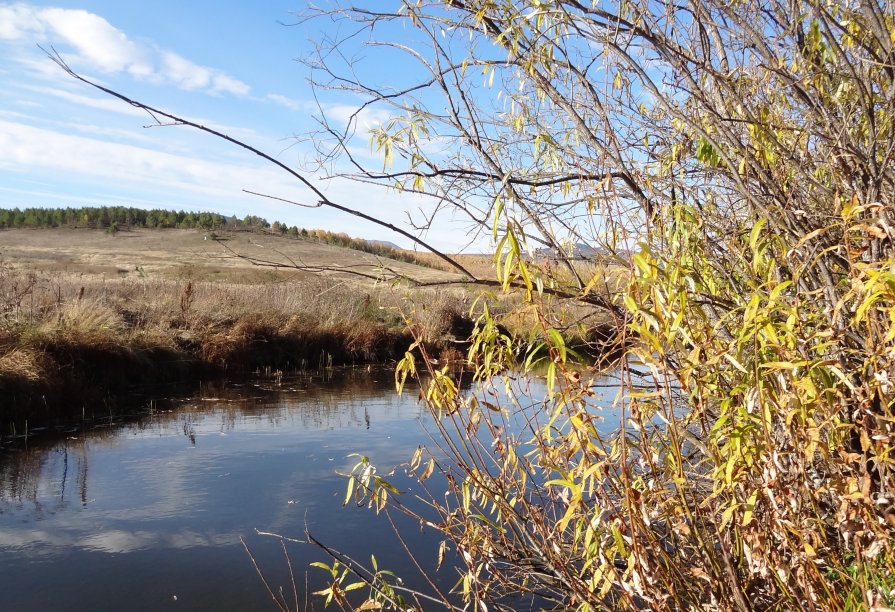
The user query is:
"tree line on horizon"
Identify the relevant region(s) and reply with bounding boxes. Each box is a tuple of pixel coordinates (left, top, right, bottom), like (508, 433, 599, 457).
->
(0, 206, 449, 271)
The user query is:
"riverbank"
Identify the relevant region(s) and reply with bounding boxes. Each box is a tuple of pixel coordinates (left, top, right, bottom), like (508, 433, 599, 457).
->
(0, 270, 469, 428)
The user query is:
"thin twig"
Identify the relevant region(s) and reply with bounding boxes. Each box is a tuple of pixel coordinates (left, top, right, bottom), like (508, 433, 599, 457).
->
(241, 536, 289, 612)
(282, 539, 300, 612)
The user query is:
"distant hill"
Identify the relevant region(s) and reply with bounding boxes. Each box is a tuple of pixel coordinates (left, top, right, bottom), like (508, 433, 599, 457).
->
(0, 226, 459, 285)
(0, 206, 452, 272)
(369, 239, 402, 250)
(533, 243, 612, 259)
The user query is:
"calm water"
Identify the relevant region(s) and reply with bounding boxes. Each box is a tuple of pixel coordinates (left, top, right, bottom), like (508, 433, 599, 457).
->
(0, 368, 464, 611)
(0, 367, 625, 611)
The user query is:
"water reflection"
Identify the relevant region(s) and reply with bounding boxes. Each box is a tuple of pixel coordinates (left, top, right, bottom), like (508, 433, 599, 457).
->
(0, 367, 626, 611)
(0, 368, 453, 611)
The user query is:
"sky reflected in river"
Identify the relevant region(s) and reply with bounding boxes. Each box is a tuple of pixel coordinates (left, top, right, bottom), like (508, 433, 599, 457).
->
(0, 366, 625, 611)
(0, 368, 452, 611)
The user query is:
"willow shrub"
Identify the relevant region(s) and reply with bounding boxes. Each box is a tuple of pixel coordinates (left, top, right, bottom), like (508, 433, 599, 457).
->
(332, 196, 895, 611)
(619, 198, 895, 609)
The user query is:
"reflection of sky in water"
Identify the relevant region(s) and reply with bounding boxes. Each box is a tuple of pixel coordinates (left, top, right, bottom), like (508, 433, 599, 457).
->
(0, 369, 443, 611)
(0, 367, 622, 611)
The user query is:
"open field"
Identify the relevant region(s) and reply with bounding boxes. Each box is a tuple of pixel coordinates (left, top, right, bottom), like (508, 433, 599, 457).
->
(0, 227, 623, 427)
(0, 227, 460, 284)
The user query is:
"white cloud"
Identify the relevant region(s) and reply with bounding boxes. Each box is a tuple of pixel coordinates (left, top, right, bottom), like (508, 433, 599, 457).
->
(0, 108, 34, 120)
(0, 119, 289, 198)
(0, 3, 43, 40)
(211, 73, 250, 96)
(0, 3, 250, 96)
(162, 51, 210, 91)
(10, 83, 262, 143)
(20, 83, 149, 117)
(161, 50, 254, 96)
(267, 93, 306, 111)
(40, 7, 146, 74)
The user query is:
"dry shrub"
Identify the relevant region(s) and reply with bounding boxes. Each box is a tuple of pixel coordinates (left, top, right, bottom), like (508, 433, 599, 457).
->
(403, 289, 468, 344)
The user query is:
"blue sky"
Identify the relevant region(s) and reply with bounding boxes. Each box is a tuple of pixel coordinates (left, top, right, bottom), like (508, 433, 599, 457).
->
(0, 1, 470, 249)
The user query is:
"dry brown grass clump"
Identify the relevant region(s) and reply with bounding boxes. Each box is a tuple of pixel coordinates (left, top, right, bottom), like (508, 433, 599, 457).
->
(0, 346, 50, 383)
(38, 299, 126, 346)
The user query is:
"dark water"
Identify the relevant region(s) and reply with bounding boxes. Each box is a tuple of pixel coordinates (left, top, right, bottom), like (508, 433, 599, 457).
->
(0, 368, 465, 611)
(0, 367, 627, 611)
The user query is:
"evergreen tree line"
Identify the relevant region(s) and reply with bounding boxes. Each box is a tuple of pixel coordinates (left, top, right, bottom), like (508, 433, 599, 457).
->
(0, 206, 447, 271)
(0, 206, 229, 231)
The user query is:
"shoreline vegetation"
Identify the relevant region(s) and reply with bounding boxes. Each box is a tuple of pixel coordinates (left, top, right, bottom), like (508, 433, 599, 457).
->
(0, 223, 622, 436)
(0, 222, 480, 432)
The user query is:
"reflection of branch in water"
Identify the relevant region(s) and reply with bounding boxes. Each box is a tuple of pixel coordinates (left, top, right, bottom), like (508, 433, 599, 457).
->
(0, 368, 454, 506)
(60, 447, 67, 503)
(0, 437, 92, 510)
(183, 421, 197, 446)
(79, 448, 88, 507)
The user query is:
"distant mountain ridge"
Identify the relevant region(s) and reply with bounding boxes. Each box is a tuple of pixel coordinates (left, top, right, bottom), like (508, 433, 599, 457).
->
(369, 239, 402, 250)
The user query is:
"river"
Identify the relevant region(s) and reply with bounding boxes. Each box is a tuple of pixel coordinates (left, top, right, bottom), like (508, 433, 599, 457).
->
(0, 368, 469, 611)
(0, 366, 626, 611)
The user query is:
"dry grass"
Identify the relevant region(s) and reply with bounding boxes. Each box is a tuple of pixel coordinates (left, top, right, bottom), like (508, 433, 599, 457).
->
(408, 251, 497, 280)
(0, 346, 50, 382)
(0, 227, 459, 284)
(0, 242, 472, 422)
(0, 268, 465, 349)
(2, 228, 622, 422)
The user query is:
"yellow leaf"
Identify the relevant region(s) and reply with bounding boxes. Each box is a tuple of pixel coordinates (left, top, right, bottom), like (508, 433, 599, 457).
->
(741, 490, 759, 526)
(420, 458, 436, 481)
(760, 360, 809, 369)
(722, 353, 749, 374)
(720, 502, 738, 529)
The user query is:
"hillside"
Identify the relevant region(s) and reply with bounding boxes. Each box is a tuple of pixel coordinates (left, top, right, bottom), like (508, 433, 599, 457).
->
(0, 227, 459, 285)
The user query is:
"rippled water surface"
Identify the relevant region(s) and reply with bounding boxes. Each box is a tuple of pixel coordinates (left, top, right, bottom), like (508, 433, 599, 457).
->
(0, 368, 457, 611)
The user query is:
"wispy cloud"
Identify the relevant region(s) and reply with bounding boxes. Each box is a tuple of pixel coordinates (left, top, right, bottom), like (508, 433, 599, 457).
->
(161, 51, 249, 95)
(0, 3, 250, 96)
(19, 83, 149, 117)
(12, 83, 263, 143)
(0, 119, 289, 198)
(267, 93, 307, 111)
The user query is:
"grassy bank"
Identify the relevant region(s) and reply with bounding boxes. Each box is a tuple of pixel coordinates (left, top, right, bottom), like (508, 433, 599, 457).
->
(0, 228, 628, 433)
(0, 266, 469, 428)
